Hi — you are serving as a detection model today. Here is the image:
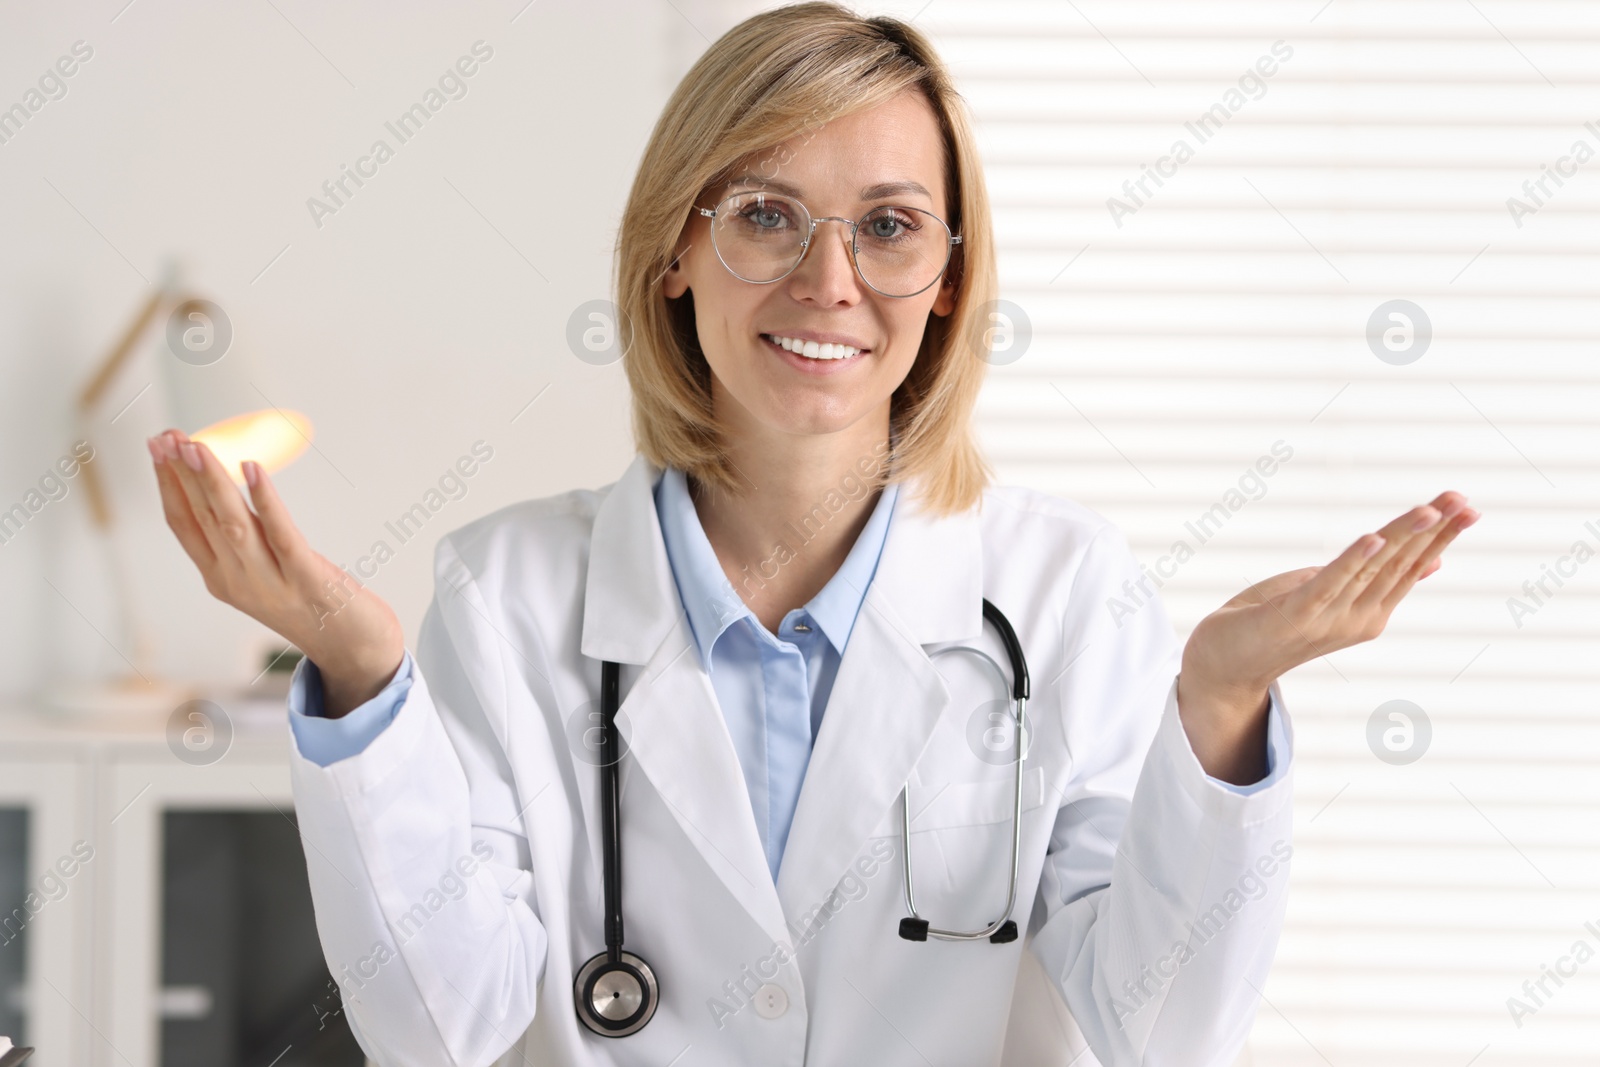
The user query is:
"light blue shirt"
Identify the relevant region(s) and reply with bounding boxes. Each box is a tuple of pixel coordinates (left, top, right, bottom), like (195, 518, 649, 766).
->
(652, 467, 898, 879)
(289, 469, 1286, 876)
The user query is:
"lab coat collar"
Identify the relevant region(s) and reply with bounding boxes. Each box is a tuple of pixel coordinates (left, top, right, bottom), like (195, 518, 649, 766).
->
(580, 453, 983, 664)
(579, 454, 681, 665)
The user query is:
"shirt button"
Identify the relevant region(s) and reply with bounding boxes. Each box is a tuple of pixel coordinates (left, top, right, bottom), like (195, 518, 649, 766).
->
(752, 983, 789, 1019)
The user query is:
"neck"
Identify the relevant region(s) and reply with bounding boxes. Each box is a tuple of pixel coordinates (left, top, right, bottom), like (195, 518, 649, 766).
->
(690, 411, 890, 634)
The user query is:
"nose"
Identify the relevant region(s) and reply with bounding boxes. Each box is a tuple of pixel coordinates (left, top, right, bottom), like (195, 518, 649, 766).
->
(788, 217, 862, 305)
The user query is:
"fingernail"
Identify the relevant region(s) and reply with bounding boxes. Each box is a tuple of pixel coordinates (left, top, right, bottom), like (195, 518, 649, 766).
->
(1439, 499, 1465, 520)
(243, 460, 259, 488)
(1363, 535, 1385, 557)
(1412, 509, 1441, 532)
(180, 442, 203, 472)
(146, 437, 162, 463)
(160, 433, 180, 461)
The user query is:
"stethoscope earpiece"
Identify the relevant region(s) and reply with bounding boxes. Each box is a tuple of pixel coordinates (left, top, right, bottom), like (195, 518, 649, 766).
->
(898, 917, 1018, 943)
(898, 917, 930, 941)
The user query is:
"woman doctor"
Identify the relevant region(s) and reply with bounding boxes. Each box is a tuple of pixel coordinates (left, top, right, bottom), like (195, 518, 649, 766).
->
(148, 5, 1478, 1065)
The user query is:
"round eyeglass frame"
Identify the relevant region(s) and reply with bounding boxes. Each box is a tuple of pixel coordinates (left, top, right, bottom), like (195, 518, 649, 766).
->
(693, 192, 962, 299)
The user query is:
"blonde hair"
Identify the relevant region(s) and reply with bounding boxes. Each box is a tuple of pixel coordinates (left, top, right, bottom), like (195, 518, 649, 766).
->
(614, 1, 995, 516)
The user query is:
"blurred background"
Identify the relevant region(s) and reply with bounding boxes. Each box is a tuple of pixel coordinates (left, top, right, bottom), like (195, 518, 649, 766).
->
(0, 0, 1597, 1064)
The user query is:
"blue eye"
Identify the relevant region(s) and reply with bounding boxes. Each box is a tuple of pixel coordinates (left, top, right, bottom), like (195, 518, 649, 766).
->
(863, 209, 921, 243)
(736, 200, 794, 231)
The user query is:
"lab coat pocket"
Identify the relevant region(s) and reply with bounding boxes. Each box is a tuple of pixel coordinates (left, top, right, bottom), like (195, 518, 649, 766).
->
(908, 765, 1047, 832)
(895, 766, 1048, 933)
(865, 765, 1048, 838)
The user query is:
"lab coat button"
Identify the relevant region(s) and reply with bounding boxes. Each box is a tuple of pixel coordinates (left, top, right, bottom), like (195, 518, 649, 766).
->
(752, 983, 788, 1019)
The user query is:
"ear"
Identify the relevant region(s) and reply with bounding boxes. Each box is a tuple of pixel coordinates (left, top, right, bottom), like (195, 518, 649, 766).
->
(662, 243, 691, 299)
(931, 274, 957, 317)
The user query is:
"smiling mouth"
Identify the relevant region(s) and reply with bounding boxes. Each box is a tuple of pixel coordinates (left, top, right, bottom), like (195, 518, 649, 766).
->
(761, 333, 866, 361)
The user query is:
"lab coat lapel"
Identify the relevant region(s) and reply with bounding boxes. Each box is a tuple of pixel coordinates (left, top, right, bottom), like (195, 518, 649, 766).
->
(579, 455, 788, 947)
(775, 484, 985, 928)
(619, 627, 790, 946)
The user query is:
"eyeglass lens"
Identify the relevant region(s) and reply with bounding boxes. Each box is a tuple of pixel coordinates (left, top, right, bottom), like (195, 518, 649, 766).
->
(709, 192, 952, 298)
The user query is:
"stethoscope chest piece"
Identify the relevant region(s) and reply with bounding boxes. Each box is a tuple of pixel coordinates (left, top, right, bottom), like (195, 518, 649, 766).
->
(574, 950, 658, 1037)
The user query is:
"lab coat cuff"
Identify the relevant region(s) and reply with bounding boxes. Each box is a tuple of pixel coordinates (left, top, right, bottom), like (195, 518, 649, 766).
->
(287, 650, 414, 767)
(287, 652, 441, 799)
(1156, 675, 1295, 826)
(1205, 685, 1290, 797)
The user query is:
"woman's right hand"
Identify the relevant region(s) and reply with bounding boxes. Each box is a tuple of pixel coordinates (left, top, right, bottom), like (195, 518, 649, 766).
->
(148, 428, 405, 718)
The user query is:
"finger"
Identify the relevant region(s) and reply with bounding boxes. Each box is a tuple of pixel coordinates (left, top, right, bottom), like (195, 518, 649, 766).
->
(1424, 489, 1470, 517)
(1325, 504, 1443, 613)
(242, 459, 311, 577)
(1376, 507, 1478, 611)
(1356, 508, 1452, 607)
(1357, 498, 1475, 611)
(162, 430, 270, 584)
(187, 438, 281, 576)
(150, 434, 217, 568)
(1283, 532, 1387, 613)
(161, 428, 227, 554)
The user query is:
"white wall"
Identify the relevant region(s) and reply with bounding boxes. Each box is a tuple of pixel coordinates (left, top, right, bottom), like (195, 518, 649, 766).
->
(0, 0, 696, 695)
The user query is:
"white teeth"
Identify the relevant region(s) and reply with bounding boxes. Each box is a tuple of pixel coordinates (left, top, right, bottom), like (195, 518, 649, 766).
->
(765, 334, 860, 360)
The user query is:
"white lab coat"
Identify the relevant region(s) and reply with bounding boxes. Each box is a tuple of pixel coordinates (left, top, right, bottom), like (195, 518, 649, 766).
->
(287, 454, 1295, 1067)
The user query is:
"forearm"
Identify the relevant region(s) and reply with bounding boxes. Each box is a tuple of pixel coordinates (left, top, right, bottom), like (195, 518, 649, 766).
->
(1175, 672, 1271, 785)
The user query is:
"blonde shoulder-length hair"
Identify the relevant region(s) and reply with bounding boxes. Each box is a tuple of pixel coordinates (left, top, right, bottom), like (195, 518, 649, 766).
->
(614, 1, 996, 517)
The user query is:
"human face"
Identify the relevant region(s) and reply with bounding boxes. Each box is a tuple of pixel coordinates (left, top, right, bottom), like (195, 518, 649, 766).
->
(662, 90, 958, 445)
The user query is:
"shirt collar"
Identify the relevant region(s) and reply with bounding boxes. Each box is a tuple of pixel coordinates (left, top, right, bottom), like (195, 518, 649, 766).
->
(653, 466, 900, 672)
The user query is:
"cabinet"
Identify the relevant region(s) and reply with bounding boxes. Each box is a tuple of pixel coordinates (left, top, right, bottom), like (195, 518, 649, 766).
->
(0, 704, 369, 1067)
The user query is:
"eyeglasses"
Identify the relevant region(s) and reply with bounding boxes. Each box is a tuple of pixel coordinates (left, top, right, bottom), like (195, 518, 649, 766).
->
(694, 192, 961, 299)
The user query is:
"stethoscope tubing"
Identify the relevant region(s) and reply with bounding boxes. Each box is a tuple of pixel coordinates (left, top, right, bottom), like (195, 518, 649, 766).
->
(599, 659, 625, 962)
(578, 597, 1032, 1036)
(899, 598, 1031, 941)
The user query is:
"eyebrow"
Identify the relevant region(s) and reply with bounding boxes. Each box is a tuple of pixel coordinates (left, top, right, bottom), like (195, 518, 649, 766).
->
(722, 174, 934, 203)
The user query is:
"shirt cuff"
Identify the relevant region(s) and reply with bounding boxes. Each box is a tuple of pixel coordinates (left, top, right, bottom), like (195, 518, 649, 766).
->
(287, 649, 414, 768)
(1204, 683, 1290, 796)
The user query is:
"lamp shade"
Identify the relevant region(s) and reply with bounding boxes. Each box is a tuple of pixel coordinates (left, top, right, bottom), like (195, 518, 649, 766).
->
(159, 296, 312, 484)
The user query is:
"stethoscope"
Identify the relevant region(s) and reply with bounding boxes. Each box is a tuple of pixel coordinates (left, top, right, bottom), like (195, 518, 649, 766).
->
(573, 598, 1030, 1037)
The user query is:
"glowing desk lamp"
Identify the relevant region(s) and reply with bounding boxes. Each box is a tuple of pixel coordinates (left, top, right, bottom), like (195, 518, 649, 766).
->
(45, 273, 312, 716)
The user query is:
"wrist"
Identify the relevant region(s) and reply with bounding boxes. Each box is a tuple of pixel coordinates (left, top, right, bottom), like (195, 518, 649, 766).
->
(1179, 631, 1275, 706)
(306, 641, 404, 719)
(1175, 670, 1272, 786)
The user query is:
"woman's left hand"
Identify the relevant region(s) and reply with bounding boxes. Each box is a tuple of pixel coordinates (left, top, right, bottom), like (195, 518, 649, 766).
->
(1176, 490, 1480, 784)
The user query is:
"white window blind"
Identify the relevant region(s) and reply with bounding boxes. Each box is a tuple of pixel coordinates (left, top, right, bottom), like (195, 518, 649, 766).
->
(671, 1, 1600, 1061)
(921, 2, 1600, 1064)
